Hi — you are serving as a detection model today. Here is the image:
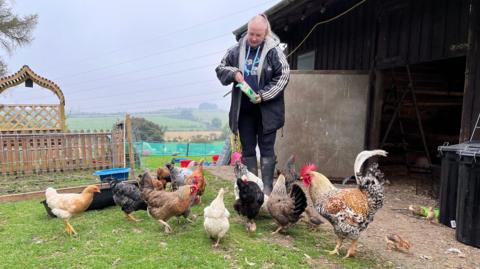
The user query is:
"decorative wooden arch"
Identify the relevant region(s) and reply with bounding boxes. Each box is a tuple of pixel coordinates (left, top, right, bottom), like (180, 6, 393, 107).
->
(0, 65, 66, 132)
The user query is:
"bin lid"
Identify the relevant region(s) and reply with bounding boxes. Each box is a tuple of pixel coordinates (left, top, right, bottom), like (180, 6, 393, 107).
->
(438, 142, 471, 153)
(458, 142, 480, 157)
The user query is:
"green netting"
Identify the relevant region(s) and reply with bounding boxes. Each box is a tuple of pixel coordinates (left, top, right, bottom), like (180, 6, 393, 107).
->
(134, 141, 224, 156)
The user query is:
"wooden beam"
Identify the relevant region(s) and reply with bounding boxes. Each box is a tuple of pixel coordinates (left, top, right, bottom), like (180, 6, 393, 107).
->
(460, 0, 480, 142)
(0, 180, 137, 203)
(125, 114, 135, 180)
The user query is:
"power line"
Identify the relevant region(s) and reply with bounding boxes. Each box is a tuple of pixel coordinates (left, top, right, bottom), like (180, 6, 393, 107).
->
(70, 90, 226, 112)
(55, 0, 277, 69)
(15, 78, 218, 104)
(60, 50, 225, 88)
(25, 63, 218, 102)
(67, 80, 220, 104)
(52, 33, 230, 81)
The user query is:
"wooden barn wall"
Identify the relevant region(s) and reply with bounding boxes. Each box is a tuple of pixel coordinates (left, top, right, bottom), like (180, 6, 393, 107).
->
(460, 0, 480, 142)
(275, 0, 470, 70)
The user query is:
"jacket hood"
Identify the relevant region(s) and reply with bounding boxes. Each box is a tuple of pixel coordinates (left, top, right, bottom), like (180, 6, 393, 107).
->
(239, 32, 280, 51)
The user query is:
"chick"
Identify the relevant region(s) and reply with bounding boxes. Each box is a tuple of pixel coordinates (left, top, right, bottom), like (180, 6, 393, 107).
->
(385, 233, 412, 253)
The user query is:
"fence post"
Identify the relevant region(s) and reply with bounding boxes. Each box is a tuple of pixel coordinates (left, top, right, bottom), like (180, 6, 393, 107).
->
(125, 114, 135, 179)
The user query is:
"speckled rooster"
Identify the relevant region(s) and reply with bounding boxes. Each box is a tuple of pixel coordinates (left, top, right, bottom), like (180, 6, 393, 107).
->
(300, 150, 387, 258)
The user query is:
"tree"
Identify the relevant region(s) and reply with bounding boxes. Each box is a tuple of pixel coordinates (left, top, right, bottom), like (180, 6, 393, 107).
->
(176, 109, 195, 120)
(0, 1, 38, 75)
(210, 117, 222, 130)
(131, 117, 167, 142)
(198, 102, 218, 110)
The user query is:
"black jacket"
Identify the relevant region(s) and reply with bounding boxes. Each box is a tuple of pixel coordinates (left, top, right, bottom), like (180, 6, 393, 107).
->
(215, 34, 290, 134)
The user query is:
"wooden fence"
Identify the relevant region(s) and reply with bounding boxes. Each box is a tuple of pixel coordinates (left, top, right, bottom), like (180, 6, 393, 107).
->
(0, 129, 124, 175)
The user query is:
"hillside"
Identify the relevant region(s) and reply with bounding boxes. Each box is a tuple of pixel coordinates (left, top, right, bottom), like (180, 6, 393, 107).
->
(67, 108, 228, 131)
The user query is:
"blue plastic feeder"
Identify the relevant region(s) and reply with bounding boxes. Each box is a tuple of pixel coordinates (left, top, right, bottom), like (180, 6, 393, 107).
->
(94, 168, 131, 182)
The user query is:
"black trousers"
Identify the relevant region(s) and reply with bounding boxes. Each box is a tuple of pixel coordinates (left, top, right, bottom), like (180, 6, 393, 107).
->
(238, 99, 276, 158)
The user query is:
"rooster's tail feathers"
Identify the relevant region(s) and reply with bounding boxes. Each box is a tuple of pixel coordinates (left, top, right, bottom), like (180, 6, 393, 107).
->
(290, 184, 307, 218)
(354, 150, 388, 183)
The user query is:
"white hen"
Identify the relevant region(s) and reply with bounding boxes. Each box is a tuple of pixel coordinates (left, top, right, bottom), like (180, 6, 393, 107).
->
(203, 188, 230, 247)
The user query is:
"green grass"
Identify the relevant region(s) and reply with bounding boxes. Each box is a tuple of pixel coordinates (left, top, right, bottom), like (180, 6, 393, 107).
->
(66, 116, 123, 131)
(0, 170, 99, 195)
(0, 168, 385, 268)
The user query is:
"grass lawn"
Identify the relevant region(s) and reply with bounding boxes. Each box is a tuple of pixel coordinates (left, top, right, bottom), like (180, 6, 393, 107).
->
(0, 170, 99, 195)
(0, 162, 385, 268)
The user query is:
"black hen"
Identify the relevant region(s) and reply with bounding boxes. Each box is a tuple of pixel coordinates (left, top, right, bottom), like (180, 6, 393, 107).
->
(108, 178, 147, 221)
(233, 177, 264, 232)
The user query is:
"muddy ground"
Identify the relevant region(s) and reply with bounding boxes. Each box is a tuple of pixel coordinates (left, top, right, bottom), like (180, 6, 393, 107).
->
(206, 166, 480, 269)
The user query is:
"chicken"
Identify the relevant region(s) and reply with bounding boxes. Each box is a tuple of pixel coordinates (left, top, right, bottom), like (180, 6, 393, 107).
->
(186, 160, 206, 197)
(155, 167, 171, 190)
(283, 155, 299, 193)
(151, 178, 167, 191)
(166, 162, 193, 191)
(282, 155, 323, 227)
(385, 233, 412, 253)
(139, 172, 198, 234)
(203, 188, 230, 247)
(233, 175, 264, 232)
(138, 171, 166, 190)
(45, 185, 101, 235)
(107, 178, 147, 221)
(168, 160, 206, 204)
(156, 167, 171, 181)
(300, 149, 387, 258)
(233, 160, 268, 213)
(267, 174, 307, 234)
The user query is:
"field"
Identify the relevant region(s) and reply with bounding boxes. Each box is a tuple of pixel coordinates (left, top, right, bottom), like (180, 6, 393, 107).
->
(67, 109, 228, 131)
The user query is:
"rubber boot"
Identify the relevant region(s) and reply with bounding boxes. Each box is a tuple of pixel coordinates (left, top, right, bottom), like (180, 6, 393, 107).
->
(261, 156, 276, 195)
(242, 156, 258, 176)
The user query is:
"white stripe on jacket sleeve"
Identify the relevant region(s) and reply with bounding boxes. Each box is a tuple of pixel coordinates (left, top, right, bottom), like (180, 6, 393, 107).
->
(260, 46, 290, 101)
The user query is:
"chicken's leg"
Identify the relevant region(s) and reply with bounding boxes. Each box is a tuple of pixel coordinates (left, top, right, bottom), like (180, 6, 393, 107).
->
(125, 212, 140, 222)
(64, 219, 77, 235)
(158, 219, 173, 234)
(213, 238, 221, 248)
(184, 217, 194, 223)
(249, 221, 257, 232)
(344, 239, 358, 258)
(271, 226, 283, 235)
(327, 238, 343, 255)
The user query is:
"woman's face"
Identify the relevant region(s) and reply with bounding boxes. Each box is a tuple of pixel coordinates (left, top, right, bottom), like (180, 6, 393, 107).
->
(247, 21, 266, 48)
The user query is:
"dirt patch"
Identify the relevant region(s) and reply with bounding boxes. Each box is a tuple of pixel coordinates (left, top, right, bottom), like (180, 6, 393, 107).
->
(206, 166, 480, 269)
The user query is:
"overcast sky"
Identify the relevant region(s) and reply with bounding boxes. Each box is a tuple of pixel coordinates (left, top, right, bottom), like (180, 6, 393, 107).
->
(0, 0, 280, 113)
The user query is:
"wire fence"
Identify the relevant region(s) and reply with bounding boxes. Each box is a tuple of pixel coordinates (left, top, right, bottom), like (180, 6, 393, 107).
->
(0, 129, 124, 176)
(135, 141, 224, 157)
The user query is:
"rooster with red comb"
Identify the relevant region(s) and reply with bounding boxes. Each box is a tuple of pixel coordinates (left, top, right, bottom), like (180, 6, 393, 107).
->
(300, 150, 387, 258)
